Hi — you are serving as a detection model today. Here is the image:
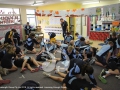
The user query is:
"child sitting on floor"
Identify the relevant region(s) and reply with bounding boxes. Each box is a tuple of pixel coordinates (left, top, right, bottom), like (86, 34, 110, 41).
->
(1, 45, 18, 72)
(13, 56, 43, 73)
(116, 34, 120, 54)
(98, 58, 120, 84)
(64, 32, 73, 44)
(24, 33, 39, 54)
(93, 41, 114, 67)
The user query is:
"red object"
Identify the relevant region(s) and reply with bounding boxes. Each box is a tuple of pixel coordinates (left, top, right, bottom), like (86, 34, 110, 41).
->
(89, 31, 109, 41)
(81, 8, 85, 11)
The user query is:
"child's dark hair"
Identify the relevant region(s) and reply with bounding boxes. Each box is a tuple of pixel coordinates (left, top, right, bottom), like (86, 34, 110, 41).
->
(112, 32, 116, 37)
(80, 37, 85, 41)
(75, 32, 79, 35)
(11, 28, 16, 32)
(29, 33, 35, 38)
(66, 32, 70, 35)
(81, 64, 94, 76)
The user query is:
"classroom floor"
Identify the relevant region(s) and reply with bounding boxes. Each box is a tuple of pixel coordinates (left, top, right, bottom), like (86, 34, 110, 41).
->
(1, 40, 120, 90)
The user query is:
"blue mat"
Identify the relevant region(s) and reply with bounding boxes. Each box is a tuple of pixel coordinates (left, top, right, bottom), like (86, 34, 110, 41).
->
(98, 43, 106, 46)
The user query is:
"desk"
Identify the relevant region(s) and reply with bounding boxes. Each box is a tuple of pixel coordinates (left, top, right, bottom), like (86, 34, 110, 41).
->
(89, 31, 110, 41)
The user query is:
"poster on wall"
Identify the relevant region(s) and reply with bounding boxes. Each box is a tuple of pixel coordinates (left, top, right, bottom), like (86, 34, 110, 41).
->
(0, 24, 22, 39)
(49, 17, 66, 25)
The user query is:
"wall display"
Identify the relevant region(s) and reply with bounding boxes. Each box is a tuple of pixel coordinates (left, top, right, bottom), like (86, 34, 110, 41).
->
(49, 17, 66, 25)
(0, 8, 21, 25)
(0, 24, 22, 39)
(36, 3, 120, 18)
(44, 26, 62, 35)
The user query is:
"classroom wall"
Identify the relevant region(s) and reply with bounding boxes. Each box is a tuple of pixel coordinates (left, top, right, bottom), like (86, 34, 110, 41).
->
(37, 2, 82, 40)
(81, 1, 119, 8)
(0, 4, 37, 40)
(37, 2, 81, 10)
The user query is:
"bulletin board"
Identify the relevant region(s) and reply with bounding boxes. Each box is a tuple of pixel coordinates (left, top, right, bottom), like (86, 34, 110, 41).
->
(49, 17, 66, 25)
(0, 24, 22, 39)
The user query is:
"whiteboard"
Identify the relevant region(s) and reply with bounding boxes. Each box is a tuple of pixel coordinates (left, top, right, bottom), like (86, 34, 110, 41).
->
(49, 17, 66, 25)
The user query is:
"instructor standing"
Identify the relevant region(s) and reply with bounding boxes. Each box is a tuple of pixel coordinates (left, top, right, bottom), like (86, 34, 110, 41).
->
(60, 18, 68, 40)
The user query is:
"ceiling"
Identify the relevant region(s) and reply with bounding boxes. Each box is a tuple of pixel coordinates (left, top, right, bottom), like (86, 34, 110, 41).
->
(0, 0, 119, 6)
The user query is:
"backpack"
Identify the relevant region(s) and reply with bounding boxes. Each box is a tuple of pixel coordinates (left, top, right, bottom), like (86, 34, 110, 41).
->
(19, 80, 40, 90)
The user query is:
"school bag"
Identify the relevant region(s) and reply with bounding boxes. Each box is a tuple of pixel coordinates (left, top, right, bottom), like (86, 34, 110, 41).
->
(19, 80, 40, 90)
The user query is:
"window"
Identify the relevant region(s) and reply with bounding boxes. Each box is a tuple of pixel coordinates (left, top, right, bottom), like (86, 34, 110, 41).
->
(26, 9, 37, 28)
(0, 8, 21, 25)
(26, 9, 35, 14)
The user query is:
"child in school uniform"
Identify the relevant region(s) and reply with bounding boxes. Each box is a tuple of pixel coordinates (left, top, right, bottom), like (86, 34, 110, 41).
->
(107, 32, 117, 56)
(93, 41, 114, 67)
(4, 29, 16, 45)
(1, 45, 17, 72)
(43, 58, 101, 90)
(64, 32, 73, 44)
(36, 36, 45, 56)
(48, 32, 56, 42)
(82, 46, 97, 63)
(13, 56, 43, 73)
(75, 32, 82, 40)
(24, 33, 38, 54)
(74, 37, 86, 50)
(98, 58, 120, 83)
(116, 34, 120, 54)
(36, 40, 57, 61)
(62, 46, 82, 60)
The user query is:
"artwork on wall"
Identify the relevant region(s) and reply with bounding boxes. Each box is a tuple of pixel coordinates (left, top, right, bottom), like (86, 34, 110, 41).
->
(0, 24, 22, 39)
(96, 7, 102, 16)
(49, 17, 66, 25)
(44, 26, 62, 35)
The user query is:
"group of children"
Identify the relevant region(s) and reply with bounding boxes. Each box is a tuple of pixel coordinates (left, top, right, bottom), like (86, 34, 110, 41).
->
(0, 28, 120, 90)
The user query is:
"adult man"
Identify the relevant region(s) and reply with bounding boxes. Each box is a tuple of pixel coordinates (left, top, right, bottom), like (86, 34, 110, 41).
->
(4, 29, 16, 45)
(60, 18, 68, 40)
(24, 22, 32, 39)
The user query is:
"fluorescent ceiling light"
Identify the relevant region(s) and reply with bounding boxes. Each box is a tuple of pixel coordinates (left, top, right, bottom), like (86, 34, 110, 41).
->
(31, 3, 44, 6)
(82, 1, 99, 5)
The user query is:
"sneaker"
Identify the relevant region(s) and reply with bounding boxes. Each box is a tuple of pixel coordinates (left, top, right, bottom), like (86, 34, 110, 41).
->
(115, 75, 120, 79)
(100, 69, 106, 76)
(98, 75, 107, 84)
(43, 72, 51, 77)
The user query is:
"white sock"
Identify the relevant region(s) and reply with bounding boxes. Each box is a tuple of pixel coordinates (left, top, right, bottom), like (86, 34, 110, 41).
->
(102, 76, 106, 78)
(105, 71, 110, 74)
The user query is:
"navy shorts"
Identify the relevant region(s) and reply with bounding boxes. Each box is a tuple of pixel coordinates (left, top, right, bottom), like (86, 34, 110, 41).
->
(107, 61, 118, 71)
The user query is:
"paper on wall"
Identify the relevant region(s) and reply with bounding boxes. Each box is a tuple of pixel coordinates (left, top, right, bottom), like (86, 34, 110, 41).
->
(76, 24, 81, 34)
(76, 17, 80, 24)
(82, 26, 87, 37)
(82, 16, 86, 26)
(97, 21, 102, 25)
